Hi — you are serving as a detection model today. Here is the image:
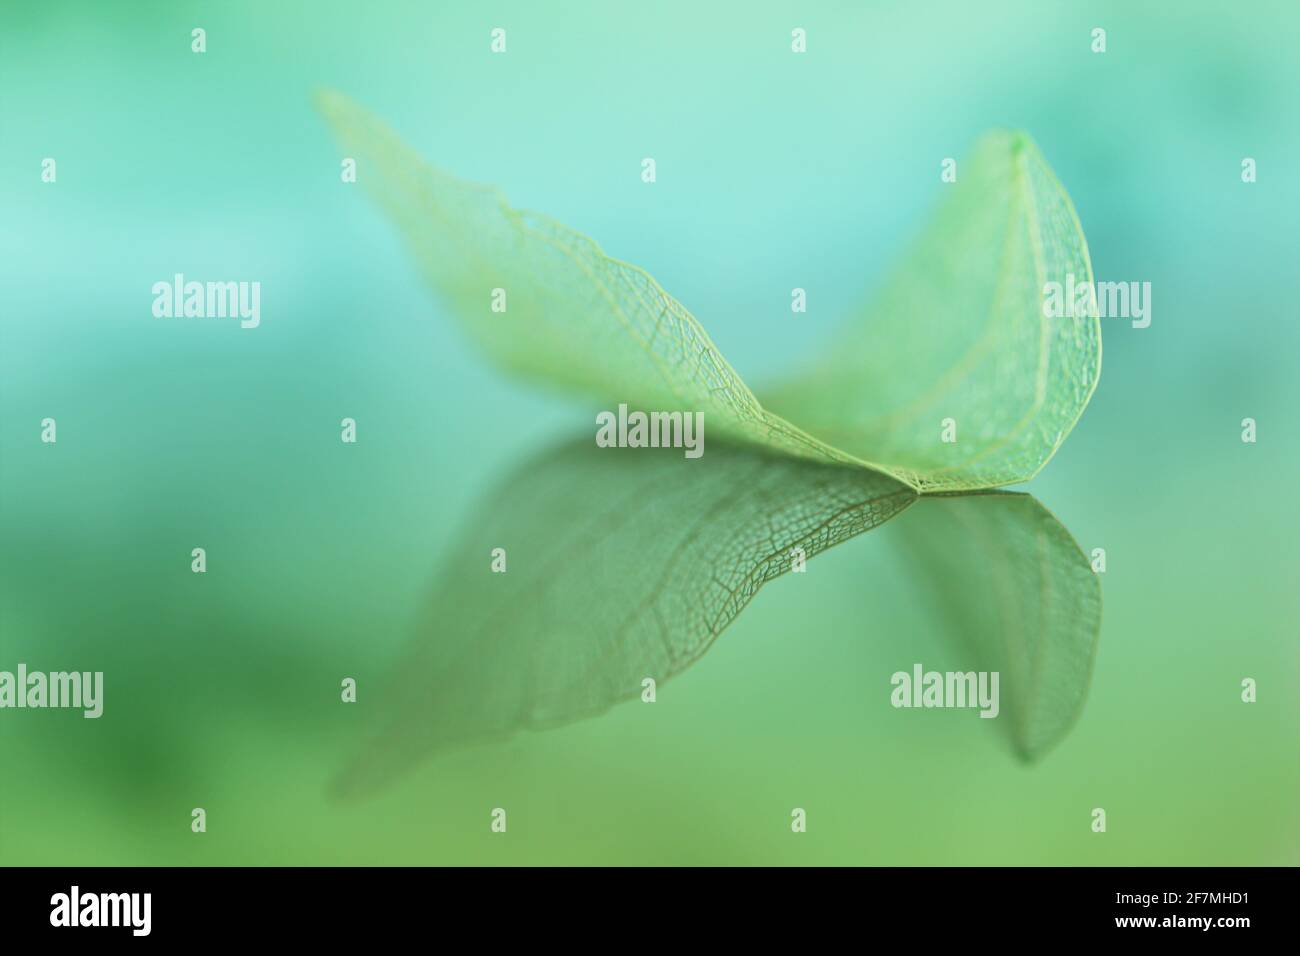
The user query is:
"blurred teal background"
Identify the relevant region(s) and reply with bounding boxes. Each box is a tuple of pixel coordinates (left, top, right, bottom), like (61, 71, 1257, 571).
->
(1, 0, 1296, 864)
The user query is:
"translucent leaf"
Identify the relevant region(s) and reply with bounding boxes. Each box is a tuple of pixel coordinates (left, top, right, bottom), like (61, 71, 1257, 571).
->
(316, 89, 858, 475)
(334, 439, 914, 799)
(315, 93, 1105, 794)
(317, 91, 1099, 491)
(763, 132, 1102, 490)
(889, 492, 1102, 759)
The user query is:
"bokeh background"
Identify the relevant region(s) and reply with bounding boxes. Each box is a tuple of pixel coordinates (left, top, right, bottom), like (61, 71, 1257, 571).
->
(1, 0, 1296, 864)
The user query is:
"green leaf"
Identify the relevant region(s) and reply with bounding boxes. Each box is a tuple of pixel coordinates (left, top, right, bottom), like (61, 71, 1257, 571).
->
(316, 89, 858, 475)
(888, 492, 1102, 759)
(315, 92, 1104, 793)
(334, 444, 1102, 796)
(763, 132, 1102, 491)
(317, 91, 1099, 491)
(333, 438, 914, 799)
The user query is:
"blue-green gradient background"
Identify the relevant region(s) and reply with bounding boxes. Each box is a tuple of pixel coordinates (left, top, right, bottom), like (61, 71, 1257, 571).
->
(2, 0, 1296, 864)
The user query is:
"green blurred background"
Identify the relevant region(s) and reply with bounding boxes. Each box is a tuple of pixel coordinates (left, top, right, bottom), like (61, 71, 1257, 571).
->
(1, 0, 1296, 865)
